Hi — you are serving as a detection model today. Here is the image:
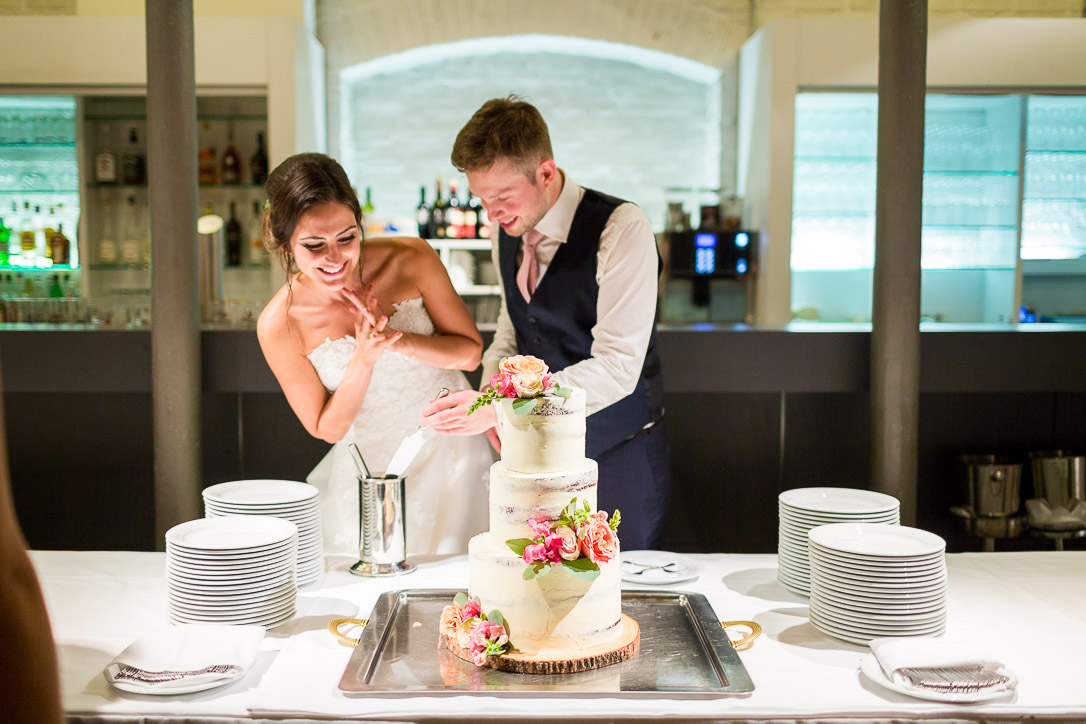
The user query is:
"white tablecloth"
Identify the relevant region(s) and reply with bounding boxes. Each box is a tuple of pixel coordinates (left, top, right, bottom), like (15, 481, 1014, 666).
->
(32, 550, 1086, 723)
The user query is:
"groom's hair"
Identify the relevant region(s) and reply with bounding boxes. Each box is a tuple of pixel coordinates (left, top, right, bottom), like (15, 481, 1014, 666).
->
(451, 95, 553, 182)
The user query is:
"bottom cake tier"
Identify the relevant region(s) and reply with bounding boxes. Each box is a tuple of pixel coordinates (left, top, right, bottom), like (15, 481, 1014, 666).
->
(466, 531, 623, 657)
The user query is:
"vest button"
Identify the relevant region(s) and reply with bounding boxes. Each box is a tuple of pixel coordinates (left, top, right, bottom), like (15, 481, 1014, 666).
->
(533, 337, 542, 345)
(528, 316, 537, 324)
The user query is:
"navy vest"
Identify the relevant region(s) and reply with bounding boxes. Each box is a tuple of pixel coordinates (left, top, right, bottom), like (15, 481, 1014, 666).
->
(498, 188, 664, 458)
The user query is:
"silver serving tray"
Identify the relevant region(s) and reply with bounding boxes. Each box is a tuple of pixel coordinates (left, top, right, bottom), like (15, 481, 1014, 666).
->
(338, 589, 754, 697)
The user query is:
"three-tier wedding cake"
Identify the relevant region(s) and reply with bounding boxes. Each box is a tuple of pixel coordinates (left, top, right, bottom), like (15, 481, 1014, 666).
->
(440, 357, 636, 672)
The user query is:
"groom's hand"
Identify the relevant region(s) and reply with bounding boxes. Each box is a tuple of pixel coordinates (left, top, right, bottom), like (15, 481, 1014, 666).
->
(420, 389, 497, 436)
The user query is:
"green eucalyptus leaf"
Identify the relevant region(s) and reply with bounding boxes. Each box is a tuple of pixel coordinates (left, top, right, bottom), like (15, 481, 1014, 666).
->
(506, 538, 532, 556)
(562, 557, 602, 580)
(551, 385, 573, 399)
(487, 610, 505, 628)
(511, 397, 539, 415)
(453, 592, 468, 606)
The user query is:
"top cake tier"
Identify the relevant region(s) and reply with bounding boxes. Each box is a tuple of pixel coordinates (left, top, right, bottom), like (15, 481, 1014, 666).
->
(499, 387, 587, 473)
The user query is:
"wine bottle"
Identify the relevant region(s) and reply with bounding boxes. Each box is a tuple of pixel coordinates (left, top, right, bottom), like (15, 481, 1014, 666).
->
(248, 200, 267, 265)
(121, 127, 146, 185)
(250, 131, 268, 185)
(99, 195, 117, 264)
(121, 196, 140, 265)
(415, 186, 430, 239)
(431, 176, 446, 239)
(19, 202, 36, 261)
(221, 122, 241, 185)
(446, 181, 463, 239)
(464, 190, 481, 240)
(94, 125, 118, 185)
(0, 216, 9, 266)
(197, 122, 217, 185)
(50, 223, 70, 266)
(225, 201, 242, 266)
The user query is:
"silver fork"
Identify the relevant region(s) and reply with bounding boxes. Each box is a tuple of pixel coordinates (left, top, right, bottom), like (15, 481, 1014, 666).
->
(622, 560, 689, 574)
(898, 665, 1011, 693)
(112, 663, 241, 684)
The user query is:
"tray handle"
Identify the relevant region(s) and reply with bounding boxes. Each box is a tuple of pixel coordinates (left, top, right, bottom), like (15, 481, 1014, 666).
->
(721, 620, 761, 651)
(329, 617, 368, 648)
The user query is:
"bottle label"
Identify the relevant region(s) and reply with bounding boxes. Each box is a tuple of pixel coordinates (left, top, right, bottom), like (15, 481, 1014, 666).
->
(20, 230, 35, 252)
(96, 152, 118, 183)
(121, 240, 140, 264)
(99, 239, 117, 263)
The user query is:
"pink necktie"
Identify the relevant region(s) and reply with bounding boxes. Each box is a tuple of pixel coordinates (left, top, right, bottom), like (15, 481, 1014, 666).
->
(516, 230, 544, 302)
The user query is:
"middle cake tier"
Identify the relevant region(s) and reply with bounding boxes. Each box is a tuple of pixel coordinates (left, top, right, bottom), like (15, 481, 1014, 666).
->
(488, 458, 599, 540)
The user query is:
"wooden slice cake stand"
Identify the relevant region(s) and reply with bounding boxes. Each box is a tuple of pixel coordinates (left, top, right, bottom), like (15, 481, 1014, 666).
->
(444, 613, 640, 674)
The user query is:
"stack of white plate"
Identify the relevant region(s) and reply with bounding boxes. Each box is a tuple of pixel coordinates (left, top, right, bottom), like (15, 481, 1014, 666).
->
(807, 523, 947, 645)
(203, 480, 324, 587)
(778, 487, 900, 596)
(165, 516, 298, 628)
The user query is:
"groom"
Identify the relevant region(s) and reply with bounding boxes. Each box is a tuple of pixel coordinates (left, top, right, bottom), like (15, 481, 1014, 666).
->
(421, 96, 670, 551)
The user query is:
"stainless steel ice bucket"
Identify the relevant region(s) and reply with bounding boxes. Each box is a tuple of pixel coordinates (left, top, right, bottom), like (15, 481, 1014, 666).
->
(349, 474, 416, 577)
(1029, 451, 1086, 509)
(959, 454, 1021, 518)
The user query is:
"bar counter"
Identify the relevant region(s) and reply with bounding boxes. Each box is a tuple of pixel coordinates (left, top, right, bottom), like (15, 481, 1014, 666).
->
(4, 325, 1086, 554)
(33, 549, 1086, 722)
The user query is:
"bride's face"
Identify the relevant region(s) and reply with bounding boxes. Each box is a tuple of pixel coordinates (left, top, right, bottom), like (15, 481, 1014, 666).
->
(290, 201, 361, 290)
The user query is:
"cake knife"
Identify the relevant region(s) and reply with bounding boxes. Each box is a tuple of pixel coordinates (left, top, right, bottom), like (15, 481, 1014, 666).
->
(384, 388, 449, 477)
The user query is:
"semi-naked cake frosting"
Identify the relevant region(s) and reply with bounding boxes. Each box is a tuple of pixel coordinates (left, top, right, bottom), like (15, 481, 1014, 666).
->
(466, 387, 624, 658)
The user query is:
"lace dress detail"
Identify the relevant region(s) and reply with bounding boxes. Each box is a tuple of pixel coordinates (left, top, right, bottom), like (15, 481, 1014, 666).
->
(305, 297, 492, 557)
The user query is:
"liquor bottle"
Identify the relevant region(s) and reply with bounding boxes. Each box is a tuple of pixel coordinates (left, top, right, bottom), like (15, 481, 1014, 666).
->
(50, 223, 70, 266)
(43, 206, 57, 262)
(250, 131, 268, 185)
(478, 203, 491, 239)
(464, 190, 481, 240)
(431, 176, 446, 239)
(446, 181, 463, 239)
(19, 203, 36, 261)
(415, 186, 430, 239)
(362, 187, 375, 216)
(94, 125, 118, 185)
(121, 195, 141, 265)
(48, 273, 63, 298)
(197, 122, 217, 185)
(99, 195, 118, 263)
(33, 205, 46, 260)
(121, 127, 146, 185)
(221, 122, 241, 185)
(0, 216, 9, 266)
(248, 200, 267, 265)
(225, 201, 242, 266)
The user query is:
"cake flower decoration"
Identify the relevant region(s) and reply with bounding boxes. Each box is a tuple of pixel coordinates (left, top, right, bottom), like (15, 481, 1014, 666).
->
(440, 593, 512, 666)
(468, 355, 572, 416)
(506, 497, 621, 580)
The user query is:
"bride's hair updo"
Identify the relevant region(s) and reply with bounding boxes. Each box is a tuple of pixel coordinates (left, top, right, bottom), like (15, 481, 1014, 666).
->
(262, 153, 365, 281)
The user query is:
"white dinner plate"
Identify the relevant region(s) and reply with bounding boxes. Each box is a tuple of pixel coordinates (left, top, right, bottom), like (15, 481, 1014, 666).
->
(165, 538, 296, 560)
(202, 479, 318, 506)
(166, 516, 298, 552)
(810, 572, 947, 597)
(807, 549, 946, 574)
(810, 589, 945, 616)
(807, 558, 947, 585)
(205, 508, 321, 526)
(809, 605, 946, 635)
(620, 551, 700, 585)
(860, 653, 1018, 703)
(808, 524, 945, 558)
(166, 572, 295, 595)
(807, 539, 945, 566)
(780, 510, 900, 528)
(809, 609, 945, 645)
(165, 559, 294, 580)
(780, 487, 900, 515)
(809, 599, 946, 627)
(168, 583, 297, 607)
(168, 593, 296, 617)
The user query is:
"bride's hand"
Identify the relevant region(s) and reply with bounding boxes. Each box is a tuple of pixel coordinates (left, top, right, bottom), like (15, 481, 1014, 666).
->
(342, 287, 402, 364)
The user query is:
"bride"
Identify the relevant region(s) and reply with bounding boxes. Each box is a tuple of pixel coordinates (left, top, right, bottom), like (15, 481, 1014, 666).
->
(256, 153, 492, 558)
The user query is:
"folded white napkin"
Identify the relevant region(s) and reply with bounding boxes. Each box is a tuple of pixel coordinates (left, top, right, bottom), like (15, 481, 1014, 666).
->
(869, 636, 1006, 688)
(104, 625, 265, 695)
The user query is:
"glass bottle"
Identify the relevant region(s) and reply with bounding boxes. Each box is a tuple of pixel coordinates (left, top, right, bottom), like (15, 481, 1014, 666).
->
(50, 223, 70, 266)
(248, 200, 266, 265)
(19, 202, 36, 262)
(250, 131, 268, 185)
(99, 194, 117, 264)
(446, 181, 463, 239)
(94, 124, 118, 185)
(464, 191, 481, 240)
(431, 176, 446, 239)
(121, 126, 146, 185)
(221, 121, 241, 185)
(0, 216, 9, 266)
(225, 200, 242, 266)
(415, 186, 430, 239)
(121, 195, 141, 266)
(197, 121, 217, 185)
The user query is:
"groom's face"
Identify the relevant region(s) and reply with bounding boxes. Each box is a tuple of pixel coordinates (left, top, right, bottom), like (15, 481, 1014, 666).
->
(467, 156, 556, 238)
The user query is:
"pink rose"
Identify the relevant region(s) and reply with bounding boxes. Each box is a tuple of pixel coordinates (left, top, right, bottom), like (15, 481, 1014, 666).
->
(469, 620, 509, 666)
(462, 598, 482, 620)
(542, 532, 564, 563)
(553, 524, 580, 561)
(579, 512, 619, 564)
(522, 543, 548, 564)
(488, 372, 517, 398)
(527, 518, 552, 538)
(510, 371, 544, 397)
(500, 355, 549, 377)
(540, 373, 555, 393)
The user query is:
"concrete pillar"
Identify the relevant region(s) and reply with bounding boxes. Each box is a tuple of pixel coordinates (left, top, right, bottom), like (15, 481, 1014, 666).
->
(871, 1, 927, 525)
(146, 0, 201, 547)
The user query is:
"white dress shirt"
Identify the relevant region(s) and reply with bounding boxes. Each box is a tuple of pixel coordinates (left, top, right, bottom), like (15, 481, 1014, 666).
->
(480, 171, 659, 416)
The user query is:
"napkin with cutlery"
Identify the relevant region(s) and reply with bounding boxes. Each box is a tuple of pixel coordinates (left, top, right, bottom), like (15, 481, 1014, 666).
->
(869, 636, 1015, 695)
(104, 625, 265, 695)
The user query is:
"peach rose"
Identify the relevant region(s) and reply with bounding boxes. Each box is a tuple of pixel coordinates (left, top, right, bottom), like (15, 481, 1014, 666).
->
(510, 371, 544, 397)
(500, 355, 549, 377)
(553, 524, 580, 561)
(579, 511, 619, 564)
(455, 617, 479, 649)
(439, 604, 467, 640)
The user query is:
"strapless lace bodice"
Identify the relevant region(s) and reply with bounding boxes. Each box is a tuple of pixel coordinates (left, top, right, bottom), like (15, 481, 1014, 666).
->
(303, 297, 492, 556)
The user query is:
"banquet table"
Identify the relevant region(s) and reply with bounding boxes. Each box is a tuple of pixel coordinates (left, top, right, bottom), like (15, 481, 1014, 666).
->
(32, 549, 1086, 723)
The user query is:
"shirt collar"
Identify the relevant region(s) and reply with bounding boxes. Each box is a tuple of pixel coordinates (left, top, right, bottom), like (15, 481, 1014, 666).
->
(533, 169, 583, 244)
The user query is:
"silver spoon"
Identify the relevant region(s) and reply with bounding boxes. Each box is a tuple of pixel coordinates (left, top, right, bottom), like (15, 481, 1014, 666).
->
(348, 443, 372, 479)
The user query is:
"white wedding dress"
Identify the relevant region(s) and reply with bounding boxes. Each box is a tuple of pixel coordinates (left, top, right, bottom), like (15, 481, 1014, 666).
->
(305, 297, 493, 557)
